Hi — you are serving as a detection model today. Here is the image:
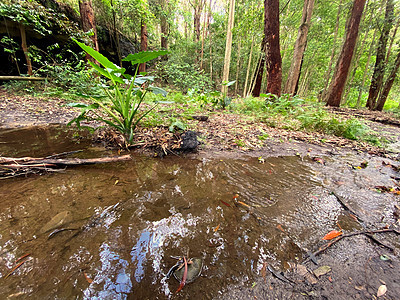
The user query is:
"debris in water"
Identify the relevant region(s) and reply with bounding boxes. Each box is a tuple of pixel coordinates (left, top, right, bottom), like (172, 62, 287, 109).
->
(322, 230, 343, 240)
(39, 211, 72, 234)
(313, 265, 331, 278)
(84, 272, 93, 284)
(213, 224, 220, 232)
(267, 264, 294, 285)
(175, 256, 188, 293)
(377, 284, 387, 297)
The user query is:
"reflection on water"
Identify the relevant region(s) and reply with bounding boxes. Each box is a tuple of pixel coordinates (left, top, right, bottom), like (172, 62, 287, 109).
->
(3, 126, 393, 299)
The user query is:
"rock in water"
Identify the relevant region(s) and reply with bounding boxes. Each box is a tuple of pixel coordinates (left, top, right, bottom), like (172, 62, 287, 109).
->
(173, 257, 203, 284)
(39, 211, 72, 234)
(181, 131, 198, 152)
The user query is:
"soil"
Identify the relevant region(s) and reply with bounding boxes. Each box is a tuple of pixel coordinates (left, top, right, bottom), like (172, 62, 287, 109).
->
(1, 88, 400, 299)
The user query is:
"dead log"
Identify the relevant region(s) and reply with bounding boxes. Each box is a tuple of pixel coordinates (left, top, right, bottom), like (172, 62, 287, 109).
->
(0, 154, 131, 178)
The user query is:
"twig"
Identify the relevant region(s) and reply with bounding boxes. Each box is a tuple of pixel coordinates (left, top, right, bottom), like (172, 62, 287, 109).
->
(331, 191, 364, 223)
(5, 259, 28, 279)
(365, 233, 395, 251)
(304, 228, 400, 263)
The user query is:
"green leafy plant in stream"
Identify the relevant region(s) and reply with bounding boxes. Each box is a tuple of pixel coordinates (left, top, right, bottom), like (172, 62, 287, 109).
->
(68, 39, 167, 144)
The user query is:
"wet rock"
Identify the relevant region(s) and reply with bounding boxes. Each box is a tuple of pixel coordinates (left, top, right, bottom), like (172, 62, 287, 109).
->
(180, 131, 199, 152)
(39, 211, 72, 234)
(173, 257, 203, 284)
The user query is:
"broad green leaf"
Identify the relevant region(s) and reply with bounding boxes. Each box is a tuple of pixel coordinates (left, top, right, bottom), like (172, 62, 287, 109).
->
(73, 38, 117, 70)
(122, 50, 168, 65)
(135, 76, 155, 85)
(149, 86, 167, 97)
(226, 80, 236, 87)
(89, 61, 124, 84)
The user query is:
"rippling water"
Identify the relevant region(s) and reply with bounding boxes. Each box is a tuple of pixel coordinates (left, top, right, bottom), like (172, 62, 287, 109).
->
(1, 126, 396, 299)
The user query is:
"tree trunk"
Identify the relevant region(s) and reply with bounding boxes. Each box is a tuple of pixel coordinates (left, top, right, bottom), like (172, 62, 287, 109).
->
(384, 16, 400, 65)
(284, 0, 315, 95)
(356, 24, 378, 108)
(160, 0, 168, 51)
(139, 20, 148, 73)
(243, 36, 255, 97)
(375, 50, 400, 111)
(325, 0, 366, 107)
(366, 0, 394, 110)
(320, 0, 343, 102)
(234, 39, 241, 94)
(252, 39, 266, 97)
(19, 24, 33, 76)
(200, 0, 208, 69)
(192, 0, 203, 42)
(221, 0, 235, 94)
(79, 0, 99, 64)
(264, 0, 282, 97)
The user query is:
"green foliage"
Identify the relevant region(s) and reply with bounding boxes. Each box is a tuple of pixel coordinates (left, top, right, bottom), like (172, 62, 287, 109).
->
(0, 0, 80, 36)
(68, 39, 168, 144)
(157, 59, 213, 93)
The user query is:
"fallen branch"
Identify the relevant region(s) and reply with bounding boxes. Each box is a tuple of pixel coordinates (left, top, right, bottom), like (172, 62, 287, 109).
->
(0, 154, 132, 178)
(331, 191, 364, 223)
(304, 228, 400, 263)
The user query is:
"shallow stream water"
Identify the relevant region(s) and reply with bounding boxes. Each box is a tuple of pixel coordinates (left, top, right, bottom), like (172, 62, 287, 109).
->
(0, 125, 398, 299)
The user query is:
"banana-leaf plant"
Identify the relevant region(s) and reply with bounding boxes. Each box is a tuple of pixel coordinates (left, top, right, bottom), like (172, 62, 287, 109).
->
(68, 39, 168, 144)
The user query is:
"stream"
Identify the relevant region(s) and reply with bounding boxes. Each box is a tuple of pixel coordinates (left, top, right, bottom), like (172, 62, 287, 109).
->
(0, 125, 399, 299)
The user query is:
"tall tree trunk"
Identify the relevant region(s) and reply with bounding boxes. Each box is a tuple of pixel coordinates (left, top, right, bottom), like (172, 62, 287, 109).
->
(284, 0, 315, 95)
(325, 0, 366, 107)
(192, 0, 204, 42)
(320, 0, 343, 102)
(221, 0, 235, 94)
(79, 0, 99, 64)
(243, 36, 255, 97)
(19, 24, 33, 76)
(160, 0, 168, 51)
(366, 0, 394, 110)
(234, 39, 241, 94)
(200, 1, 208, 69)
(384, 16, 400, 65)
(252, 39, 266, 97)
(139, 20, 148, 73)
(264, 0, 282, 96)
(375, 50, 400, 111)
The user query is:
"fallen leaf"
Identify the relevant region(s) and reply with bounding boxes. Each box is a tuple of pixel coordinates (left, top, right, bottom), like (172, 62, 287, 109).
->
(220, 200, 231, 207)
(380, 255, 391, 261)
(328, 276, 333, 283)
(322, 230, 343, 240)
(114, 180, 119, 185)
(377, 284, 387, 297)
(296, 264, 318, 284)
(214, 224, 220, 232)
(276, 224, 285, 233)
(238, 201, 250, 208)
(354, 285, 364, 291)
(84, 272, 93, 284)
(313, 265, 331, 278)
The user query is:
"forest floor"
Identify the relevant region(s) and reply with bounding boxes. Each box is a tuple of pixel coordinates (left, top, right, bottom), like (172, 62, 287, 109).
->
(1, 88, 400, 299)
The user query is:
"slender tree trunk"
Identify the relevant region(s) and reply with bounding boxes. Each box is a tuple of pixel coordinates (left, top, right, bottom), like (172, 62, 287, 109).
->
(366, 0, 394, 110)
(252, 38, 266, 97)
(79, 0, 99, 64)
(284, 0, 315, 95)
(385, 17, 400, 65)
(19, 24, 33, 76)
(160, 7, 168, 50)
(325, 0, 366, 107)
(192, 0, 203, 42)
(356, 25, 378, 108)
(139, 20, 148, 73)
(200, 1, 208, 69)
(264, 0, 282, 96)
(221, 0, 235, 94)
(243, 36, 255, 97)
(375, 50, 400, 111)
(321, 0, 343, 101)
(234, 39, 241, 94)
